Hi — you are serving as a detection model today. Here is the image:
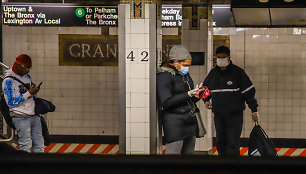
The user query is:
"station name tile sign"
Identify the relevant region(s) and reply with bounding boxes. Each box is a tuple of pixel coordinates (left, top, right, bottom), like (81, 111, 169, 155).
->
(59, 35, 118, 66)
(2, 3, 118, 26)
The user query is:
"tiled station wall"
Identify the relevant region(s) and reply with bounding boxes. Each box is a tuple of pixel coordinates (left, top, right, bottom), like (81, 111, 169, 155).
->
(180, 19, 211, 151)
(2, 26, 119, 136)
(123, 4, 152, 154)
(6, 21, 304, 151)
(214, 28, 306, 139)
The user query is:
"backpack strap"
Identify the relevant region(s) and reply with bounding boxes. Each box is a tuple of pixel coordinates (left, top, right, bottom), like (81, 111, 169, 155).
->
(4, 76, 30, 90)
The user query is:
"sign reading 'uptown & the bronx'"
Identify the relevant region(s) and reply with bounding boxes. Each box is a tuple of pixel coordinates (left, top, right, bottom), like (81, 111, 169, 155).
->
(2, 3, 118, 26)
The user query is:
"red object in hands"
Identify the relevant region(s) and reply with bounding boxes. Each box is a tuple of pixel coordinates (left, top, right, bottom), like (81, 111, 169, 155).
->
(196, 86, 210, 99)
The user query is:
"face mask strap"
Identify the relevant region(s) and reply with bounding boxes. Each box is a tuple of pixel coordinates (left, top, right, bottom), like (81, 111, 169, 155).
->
(169, 60, 179, 68)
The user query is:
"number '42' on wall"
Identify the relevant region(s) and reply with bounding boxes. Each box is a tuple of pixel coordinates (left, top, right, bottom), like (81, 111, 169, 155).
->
(126, 50, 149, 62)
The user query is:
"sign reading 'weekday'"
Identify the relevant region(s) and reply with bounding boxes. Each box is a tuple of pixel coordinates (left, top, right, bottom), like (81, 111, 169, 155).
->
(161, 5, 182, 27)
(2, 3, 118, 26)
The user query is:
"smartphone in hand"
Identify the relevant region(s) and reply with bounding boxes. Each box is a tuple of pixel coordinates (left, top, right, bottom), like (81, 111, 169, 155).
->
(196, 86, 210, 99)
(37, 82, 43, 88)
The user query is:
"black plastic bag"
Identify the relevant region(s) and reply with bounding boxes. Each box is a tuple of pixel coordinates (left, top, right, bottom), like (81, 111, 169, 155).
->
(248, 123, 277, 156)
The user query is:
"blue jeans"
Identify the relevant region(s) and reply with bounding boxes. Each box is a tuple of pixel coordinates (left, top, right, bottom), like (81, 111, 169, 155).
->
(12, 116, 44, 153)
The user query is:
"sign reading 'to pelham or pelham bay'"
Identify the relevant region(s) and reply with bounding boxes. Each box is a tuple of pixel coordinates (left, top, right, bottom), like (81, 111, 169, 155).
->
(2, 3, 118, 26)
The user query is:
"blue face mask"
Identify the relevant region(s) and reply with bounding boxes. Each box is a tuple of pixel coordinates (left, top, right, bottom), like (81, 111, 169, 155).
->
(179, 66, 189, 76)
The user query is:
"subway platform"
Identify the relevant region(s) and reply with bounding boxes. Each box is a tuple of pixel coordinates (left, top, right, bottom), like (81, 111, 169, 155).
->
(1, 143, 306, 174)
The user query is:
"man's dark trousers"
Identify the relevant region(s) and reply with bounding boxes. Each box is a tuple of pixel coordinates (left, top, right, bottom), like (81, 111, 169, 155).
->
(214, 111, 243, 156)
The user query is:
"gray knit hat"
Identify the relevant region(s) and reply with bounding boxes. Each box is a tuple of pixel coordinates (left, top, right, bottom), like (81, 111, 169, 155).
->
(168, 45, 192, 61)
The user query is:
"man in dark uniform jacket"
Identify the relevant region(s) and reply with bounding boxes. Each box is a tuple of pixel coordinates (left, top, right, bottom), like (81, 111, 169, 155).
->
(202, 46, 259, 156)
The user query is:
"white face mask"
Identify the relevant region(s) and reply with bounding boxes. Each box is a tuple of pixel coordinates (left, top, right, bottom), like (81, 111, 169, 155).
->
(217, 58, 230, 67)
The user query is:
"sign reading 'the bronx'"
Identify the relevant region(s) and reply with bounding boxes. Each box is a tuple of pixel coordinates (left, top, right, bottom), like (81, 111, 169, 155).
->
(59, 35, 118, 66)
(2, 3, 118, 26)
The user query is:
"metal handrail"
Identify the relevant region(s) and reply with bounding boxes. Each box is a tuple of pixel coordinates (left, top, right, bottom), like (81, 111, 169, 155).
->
(0, 62, 14, 142)
(0, 62, 9, 69)
(0, 127, 14, 142)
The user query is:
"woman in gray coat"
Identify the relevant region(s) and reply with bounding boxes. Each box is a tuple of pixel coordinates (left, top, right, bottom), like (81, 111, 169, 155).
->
(157, 45, 203, 154)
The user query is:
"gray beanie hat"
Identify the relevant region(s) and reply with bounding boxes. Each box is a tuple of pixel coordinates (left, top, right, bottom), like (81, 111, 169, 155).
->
(168, 45, 192, 61)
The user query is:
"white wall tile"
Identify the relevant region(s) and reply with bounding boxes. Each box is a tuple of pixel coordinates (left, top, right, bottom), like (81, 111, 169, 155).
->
(130, 34, 146, 49)
(138, 49, 150, 65)
(145, 123, 150, 138)
(145, 94, 150, 108)
(126, 34, 131, 49)
(131, 138, 145, 152)
(189, 30, 200, 41)
(126, 93, 131, 108)
(126, 108, 131, 123)
(145, 4, 150, 19)
(126, 137, 131, 152)
(125, 4, 130, 19)
(145, 79, 150, 94)
(130, 123, 146, 137)
(182, 19, 189, 30)
(144, 19, 150, 34)
(131, 19, 145, 34)
(131, 108, 146, 123)
(126, 63, 131, 78)
(130, 79, 146, 93)
(144, 137, 150, 154)
(145, 63, 150, 79)
(182, 30, 189, 42)
(130, 64, 146, 79)
(131, 93, 146, 108)
(125, 19, 131, 34)
(189, 40, 201, 52)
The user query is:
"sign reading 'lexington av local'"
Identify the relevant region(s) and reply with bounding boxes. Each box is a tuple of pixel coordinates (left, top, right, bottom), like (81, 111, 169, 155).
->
(2, 3, 118, 26)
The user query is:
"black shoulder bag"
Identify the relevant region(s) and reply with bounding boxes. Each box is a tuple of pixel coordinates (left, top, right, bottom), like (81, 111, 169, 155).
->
(0, 93, 15, 129)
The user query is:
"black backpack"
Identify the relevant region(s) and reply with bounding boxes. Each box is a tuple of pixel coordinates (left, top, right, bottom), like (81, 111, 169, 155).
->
(0, 76, 51, 146)
(248, 123, 277, 156)
(0, 93, 15, 129)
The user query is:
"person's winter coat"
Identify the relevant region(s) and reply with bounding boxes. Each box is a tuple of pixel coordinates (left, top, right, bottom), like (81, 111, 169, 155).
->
(203, 61, 258, 115)
(157, 66, 198, 143)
